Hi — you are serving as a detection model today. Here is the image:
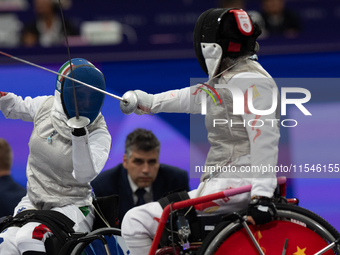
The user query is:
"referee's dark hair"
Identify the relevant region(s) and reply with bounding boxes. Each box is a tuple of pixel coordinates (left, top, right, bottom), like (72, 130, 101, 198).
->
(125, 129, 160, 159)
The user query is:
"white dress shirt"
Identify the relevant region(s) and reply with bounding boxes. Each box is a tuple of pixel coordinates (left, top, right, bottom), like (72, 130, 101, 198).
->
(127, 174, 153, 205)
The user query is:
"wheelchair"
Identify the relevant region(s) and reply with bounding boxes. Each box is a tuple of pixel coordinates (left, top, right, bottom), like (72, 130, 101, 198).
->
(44, 194, 128, 255)
(152, 177, 340, 255)
(0, 194, 127, 255)
(3, 177, 339, 255)
(67, 177, 339, 255)
(68, 227, 128, 255)
(56, 177, 340, 255)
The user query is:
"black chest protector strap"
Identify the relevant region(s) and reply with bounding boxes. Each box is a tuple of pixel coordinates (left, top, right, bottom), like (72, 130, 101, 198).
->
(0, 209, 75, 245)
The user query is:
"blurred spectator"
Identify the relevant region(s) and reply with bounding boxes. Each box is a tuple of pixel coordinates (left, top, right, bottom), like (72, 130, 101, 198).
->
(0, 138, 26, 218)
(0, 13, 23, 47)
(260, 0, 301, 38)
(21, 0, 78, 47)
(0, 0, 28, 11)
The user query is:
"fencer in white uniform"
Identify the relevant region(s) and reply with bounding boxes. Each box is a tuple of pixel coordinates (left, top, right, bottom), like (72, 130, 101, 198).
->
(120, 8, 280, 255)
(0, 58, 111, 255)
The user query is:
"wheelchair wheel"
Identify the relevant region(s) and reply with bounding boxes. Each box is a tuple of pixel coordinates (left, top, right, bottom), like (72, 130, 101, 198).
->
(70, 227, 129, 255)
(197, 203, 340, 255)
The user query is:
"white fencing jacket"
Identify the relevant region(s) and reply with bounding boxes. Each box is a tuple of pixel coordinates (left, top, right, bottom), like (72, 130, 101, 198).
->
(0, 91, 111, 209)
(147, 59, 280, 198)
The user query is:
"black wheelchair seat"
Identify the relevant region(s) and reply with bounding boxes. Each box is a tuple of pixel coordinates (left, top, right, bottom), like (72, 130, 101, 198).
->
(0, 194, 121, 255)
(46, 194, 120, 255)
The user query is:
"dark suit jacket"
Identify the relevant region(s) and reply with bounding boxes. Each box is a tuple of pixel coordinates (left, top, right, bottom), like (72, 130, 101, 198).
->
(0, 175, 27, 217)
(91, 163, 190, 226)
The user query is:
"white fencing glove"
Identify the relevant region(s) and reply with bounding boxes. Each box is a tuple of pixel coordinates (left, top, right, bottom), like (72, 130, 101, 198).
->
(133, 90, 154, 115)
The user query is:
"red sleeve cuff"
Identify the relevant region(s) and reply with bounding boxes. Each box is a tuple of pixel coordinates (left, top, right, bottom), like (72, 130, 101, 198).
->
(0, 92, 8, 97)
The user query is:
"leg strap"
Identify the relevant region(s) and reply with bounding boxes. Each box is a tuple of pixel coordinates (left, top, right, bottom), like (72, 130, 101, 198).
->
(158, 190, 190, 210)
(157, 191, 201, 247)
(0, 210, 75, 245)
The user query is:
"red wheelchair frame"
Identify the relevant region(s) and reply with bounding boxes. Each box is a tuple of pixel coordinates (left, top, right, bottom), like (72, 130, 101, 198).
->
(149, 177, 340, 255)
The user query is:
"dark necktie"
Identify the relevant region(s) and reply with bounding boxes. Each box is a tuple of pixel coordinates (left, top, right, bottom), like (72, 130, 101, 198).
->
(135, 188, 146, 206)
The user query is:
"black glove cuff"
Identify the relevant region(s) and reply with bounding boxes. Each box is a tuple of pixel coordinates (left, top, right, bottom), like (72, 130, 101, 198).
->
(72, 127, 86, 137)
(247, 207, 273, 225)
(247, 197, 276, 225)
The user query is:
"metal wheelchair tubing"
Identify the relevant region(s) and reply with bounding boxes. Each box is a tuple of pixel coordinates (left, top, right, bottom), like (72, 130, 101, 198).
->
(69, 227, 121, 255)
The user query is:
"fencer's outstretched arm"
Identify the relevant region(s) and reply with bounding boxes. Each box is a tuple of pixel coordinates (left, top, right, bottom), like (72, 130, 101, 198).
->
(127, 85, 204, 115)
(0, 92, 49, 121)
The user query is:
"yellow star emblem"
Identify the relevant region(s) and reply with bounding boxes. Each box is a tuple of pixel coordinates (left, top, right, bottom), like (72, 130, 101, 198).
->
(253, 85, 261, 99)
(293, 246, 307, 255)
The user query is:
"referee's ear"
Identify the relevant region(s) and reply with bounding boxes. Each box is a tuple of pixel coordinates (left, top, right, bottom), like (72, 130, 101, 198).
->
(123, 154, 128, 169)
